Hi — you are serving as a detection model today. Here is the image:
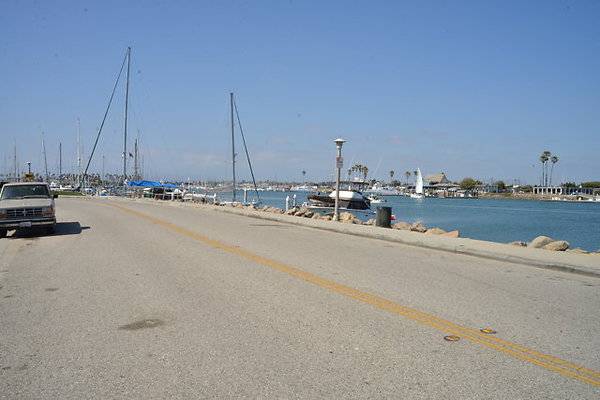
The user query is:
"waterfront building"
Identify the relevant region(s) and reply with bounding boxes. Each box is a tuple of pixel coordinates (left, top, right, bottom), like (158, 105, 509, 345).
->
(476, 184, 500, 194)
(423, 173, 451, 186)
(423, 173, 459, 191)
(533, 186, 596, 196)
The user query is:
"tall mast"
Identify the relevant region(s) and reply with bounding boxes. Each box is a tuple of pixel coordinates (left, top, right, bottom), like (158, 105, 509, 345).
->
(134, 134, 139, 180)
(42, 132, 49, 182)
(13, 140, 18, 182)
(77, 118, 82, 187)
(123, 46, 131, 184)
(230, 92, 236, 202)
(59, 142, 62, 186)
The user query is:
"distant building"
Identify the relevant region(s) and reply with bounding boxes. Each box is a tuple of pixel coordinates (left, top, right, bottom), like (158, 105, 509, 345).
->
(533, 186, 595, 196)
(423, 173, 451, 185)
(476, 184, 499, 193)
(423, 172, 460, 193)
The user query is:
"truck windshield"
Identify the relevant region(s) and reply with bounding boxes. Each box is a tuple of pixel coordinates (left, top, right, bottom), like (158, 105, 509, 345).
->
(1, 185, 51, 200)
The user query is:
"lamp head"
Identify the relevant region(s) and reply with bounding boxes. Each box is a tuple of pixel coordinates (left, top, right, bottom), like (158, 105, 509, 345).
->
(334, 137, 346, 149)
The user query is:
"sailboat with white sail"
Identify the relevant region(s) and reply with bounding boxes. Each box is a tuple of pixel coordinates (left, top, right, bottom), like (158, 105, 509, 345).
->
(410, 168, 424, 198)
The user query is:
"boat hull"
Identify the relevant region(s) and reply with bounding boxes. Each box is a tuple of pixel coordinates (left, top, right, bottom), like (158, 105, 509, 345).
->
(307, 190, 371, 210)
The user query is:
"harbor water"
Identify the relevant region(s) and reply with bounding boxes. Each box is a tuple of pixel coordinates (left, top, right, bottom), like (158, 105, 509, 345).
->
(235, 190, 600, 252)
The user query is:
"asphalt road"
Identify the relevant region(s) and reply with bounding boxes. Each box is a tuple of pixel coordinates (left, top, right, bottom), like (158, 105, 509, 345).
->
(1, 196, 599, 399)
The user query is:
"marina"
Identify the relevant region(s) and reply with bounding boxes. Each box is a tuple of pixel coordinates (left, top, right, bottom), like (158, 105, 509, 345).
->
(3, 3, 600, 398)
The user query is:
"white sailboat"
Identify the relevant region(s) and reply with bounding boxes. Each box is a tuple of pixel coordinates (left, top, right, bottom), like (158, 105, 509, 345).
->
(410, 168, 424, 199)
(224, 92, 261, 206)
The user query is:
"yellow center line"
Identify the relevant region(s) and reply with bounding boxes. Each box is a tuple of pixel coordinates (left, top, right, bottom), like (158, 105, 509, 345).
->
(109, 202, 600, 387)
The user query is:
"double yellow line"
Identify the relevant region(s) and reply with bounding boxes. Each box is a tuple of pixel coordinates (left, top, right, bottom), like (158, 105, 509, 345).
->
(110, 202, 600, 387)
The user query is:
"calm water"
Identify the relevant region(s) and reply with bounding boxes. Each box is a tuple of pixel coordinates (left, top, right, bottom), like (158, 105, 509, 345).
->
(237, 190, 600, 252)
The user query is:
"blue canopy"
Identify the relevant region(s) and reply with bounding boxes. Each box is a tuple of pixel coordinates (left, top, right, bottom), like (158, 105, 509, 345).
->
(127, 180, 180, 188)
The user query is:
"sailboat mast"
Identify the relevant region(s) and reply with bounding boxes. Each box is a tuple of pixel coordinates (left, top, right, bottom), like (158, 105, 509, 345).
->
(123, 46, 131, 184)
(134, 137, 139, 180)
(59, 142, 62, 186)
(13, 141, 18, 182)
(230, 92, 236, 202)
(42, 132, 49, 182)
(77, 118, 82, 187)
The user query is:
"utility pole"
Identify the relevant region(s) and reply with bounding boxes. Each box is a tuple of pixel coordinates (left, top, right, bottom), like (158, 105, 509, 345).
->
(333, 138, 346, 221)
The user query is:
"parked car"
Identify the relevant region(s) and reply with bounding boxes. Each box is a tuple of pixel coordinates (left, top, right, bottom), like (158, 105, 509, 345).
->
(0, 182, 57, 238)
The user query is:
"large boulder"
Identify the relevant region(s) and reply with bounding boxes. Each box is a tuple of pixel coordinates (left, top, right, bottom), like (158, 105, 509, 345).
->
(293, 206, 310, 217)
(425, 228, 447, 235)
(411, 221, 427, 233)
(543, 241, 570, 251)
(339, 212, 360, 224)
(528, 236, 554, 248)
(392, 221, 412, 231)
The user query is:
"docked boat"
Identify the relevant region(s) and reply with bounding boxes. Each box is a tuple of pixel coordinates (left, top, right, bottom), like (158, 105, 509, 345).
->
(290, 185, 316, 193)
(307, 189, 371, 210)
(227, 92, 261, 206)
(367, 194, 386, 203)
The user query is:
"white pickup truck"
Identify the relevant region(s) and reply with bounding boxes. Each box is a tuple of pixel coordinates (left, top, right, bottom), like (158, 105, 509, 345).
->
(0, 182, 57, 238)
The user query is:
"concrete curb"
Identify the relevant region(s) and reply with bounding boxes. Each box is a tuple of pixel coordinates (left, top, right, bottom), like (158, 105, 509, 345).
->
(96, 197, 600, 278)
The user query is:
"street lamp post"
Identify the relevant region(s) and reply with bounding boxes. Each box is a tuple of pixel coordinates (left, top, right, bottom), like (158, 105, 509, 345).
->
(333, 137, 346, 221)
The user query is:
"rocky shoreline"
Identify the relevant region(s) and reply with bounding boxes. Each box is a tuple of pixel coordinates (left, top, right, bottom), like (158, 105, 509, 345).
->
(216, 202, 600, 255)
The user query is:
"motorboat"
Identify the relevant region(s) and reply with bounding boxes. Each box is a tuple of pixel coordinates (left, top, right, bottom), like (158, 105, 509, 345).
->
(307, 189, 371, 210)
(367, 194, 386, 203)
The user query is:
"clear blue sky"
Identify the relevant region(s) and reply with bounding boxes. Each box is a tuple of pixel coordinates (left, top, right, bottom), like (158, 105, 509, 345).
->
(1, 0, 599, 185)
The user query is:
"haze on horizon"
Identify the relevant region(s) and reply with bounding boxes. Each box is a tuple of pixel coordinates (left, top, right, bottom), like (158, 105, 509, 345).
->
(1, 1, 598, 186)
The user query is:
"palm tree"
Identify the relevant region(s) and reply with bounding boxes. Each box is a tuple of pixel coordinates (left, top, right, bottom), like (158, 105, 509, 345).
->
(405, 171, 411, 184)
(549, 156, 558, 186)
(301, 170, 306, 184)
(539, 151, 550, 186)
(389, 170, 394, 184)
(543, 151, 551, 186)
(348, 164, 369, 182)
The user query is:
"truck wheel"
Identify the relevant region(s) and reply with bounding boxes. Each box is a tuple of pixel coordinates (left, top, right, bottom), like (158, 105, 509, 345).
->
(46, 225, 56, 235)
(0, 229, 7, 238)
